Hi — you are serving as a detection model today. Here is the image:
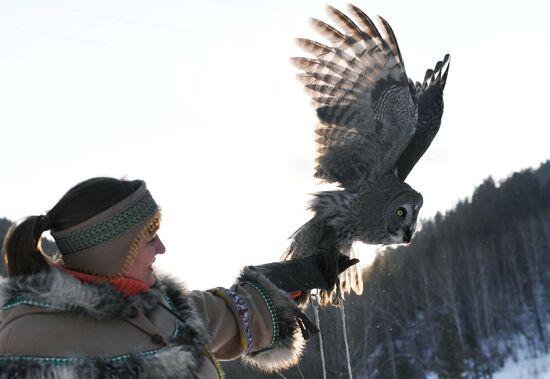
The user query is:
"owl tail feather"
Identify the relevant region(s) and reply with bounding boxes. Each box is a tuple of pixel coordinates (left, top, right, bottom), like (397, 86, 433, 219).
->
(317, 247, 363, 307)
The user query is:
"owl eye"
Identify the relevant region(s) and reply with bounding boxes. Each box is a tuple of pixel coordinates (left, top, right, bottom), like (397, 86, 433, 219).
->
(396, 207, 407, 218)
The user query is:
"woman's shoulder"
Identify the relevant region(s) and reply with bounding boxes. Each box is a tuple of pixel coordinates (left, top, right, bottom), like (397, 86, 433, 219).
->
(0, 268, 132, 319)
(0, 304, 93, 356)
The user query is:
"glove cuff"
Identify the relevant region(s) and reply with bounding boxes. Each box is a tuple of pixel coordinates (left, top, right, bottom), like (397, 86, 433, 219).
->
(236, 267, 307, 372)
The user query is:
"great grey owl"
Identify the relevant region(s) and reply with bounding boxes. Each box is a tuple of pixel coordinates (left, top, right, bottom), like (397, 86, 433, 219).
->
(283, 4, 450, 305)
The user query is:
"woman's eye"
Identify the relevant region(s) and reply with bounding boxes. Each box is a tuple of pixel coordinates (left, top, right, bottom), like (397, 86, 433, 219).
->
(396, 208, 407, 218)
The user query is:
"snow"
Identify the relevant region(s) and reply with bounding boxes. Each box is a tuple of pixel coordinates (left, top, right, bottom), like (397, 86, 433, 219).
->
(492, 351, 550, 379)
(425, 350, 550, 379)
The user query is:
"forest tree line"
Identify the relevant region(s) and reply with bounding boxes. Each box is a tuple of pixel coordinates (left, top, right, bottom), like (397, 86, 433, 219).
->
(1, 161, 549, 378)
(222, 161, 550, 378)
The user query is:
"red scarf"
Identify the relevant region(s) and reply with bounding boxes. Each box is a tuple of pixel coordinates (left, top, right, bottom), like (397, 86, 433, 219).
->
(57, 264, 150, 296)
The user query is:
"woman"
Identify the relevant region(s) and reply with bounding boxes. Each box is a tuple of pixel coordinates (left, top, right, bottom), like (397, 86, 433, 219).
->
(0, 177, 357, 378)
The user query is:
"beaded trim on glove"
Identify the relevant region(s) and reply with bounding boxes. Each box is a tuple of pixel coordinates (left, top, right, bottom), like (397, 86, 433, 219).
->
(246, 281, 280, 353)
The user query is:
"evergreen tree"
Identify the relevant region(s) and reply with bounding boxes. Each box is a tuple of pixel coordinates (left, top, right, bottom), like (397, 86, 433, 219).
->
(0, 218, 13, 275)
(2, 161, 550, 377)
(436, 313, 467, 379)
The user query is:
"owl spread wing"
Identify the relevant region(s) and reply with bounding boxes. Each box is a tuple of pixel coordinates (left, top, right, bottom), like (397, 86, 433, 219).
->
(292, 5, 418, 188)
(395, 54, 450, 181)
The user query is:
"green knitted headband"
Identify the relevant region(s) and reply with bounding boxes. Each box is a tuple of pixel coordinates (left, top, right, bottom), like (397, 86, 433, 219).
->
(51, 181, 160, 276)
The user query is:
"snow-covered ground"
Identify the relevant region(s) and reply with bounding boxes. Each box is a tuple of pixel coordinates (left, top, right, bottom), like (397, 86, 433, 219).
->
(492, 350, 550, 379)
(425, 350, 550, 378)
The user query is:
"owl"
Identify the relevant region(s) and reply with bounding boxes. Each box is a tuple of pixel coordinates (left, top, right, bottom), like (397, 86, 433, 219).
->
(283, 4, 450, 305)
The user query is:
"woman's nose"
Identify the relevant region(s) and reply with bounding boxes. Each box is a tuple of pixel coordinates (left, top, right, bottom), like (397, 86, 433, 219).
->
(155, 236, 166, 255)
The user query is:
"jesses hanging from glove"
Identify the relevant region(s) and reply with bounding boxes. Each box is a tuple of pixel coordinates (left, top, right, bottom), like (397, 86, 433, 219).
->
(244, 233, 360, 339)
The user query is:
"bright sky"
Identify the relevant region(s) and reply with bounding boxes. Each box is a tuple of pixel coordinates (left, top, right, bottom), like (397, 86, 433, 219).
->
(1, 0, 549, 290)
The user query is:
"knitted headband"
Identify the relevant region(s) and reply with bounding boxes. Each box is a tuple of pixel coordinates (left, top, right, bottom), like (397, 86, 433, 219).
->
(51, 181, 161, 277)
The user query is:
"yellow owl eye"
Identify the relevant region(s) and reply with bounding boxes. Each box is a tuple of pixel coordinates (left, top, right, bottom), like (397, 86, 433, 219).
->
(396, 208, 407, 218)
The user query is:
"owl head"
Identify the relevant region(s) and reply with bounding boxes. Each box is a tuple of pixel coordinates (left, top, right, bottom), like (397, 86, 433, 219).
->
(351, 173, 423, 245)
(384, 190, 423, 244)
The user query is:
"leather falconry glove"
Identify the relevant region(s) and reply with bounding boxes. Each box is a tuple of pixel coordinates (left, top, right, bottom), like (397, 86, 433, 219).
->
(245, 253, 359, 340)
(246, 253, 359, 293)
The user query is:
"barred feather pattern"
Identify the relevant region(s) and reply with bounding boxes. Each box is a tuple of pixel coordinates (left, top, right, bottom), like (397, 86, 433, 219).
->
(292, 5, 421, 188)
(283, 190, 363, 305)
(396, 53, 450, 180)
(285, 5, 449, 306)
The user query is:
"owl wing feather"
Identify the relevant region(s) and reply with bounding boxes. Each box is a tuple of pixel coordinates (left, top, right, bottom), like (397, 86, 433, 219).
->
(292, 4, 418, 188)
(395, 54, 450, 180)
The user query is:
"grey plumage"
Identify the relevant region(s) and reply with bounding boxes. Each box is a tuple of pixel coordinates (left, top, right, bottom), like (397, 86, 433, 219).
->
(284, 4, 450, 305)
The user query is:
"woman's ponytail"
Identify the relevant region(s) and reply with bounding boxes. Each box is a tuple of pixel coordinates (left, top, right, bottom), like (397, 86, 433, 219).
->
(3, 177, 142, 277)
(2, 215, 52, 276)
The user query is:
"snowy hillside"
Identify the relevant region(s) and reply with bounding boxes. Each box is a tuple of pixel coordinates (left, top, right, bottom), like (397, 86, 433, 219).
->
(493, 349, 550, 379)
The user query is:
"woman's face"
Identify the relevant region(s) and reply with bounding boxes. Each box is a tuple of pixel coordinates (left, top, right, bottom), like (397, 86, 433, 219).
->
(126, 232, 166, 285)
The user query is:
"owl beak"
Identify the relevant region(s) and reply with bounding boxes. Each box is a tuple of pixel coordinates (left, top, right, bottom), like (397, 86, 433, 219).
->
(403, 228, 413, 244)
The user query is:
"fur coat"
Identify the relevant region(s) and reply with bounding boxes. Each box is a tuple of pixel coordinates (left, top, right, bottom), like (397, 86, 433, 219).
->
(0, 267, 305, 378)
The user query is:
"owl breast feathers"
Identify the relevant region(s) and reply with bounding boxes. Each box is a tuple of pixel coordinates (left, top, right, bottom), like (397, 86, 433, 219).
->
(284, 4, 450, 305)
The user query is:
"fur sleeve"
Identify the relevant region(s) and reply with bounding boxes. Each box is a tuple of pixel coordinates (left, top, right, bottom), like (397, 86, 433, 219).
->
(234, 266, 306, 373)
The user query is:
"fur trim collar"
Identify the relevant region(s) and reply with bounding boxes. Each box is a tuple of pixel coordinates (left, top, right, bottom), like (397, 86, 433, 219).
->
(0, 268, 210, 379)
(1, 268, 162, 319)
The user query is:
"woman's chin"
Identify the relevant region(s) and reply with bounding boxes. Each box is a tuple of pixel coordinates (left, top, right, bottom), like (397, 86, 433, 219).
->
(145, 268, 156, 285)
